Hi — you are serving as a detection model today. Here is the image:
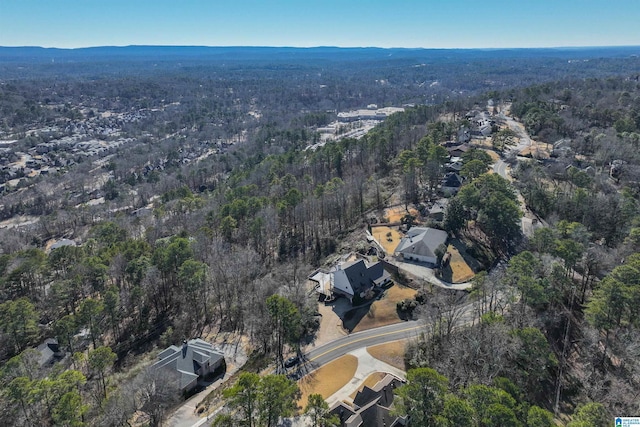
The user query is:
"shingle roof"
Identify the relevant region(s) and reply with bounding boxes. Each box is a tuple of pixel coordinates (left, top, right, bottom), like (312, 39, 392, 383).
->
(36, 338, 63, 366)
(339, 259, 391, 295)
(342, 259, 371, 296)
(442, 172, 463, 188)
(353, 374, 402, 408)
(331, 374, 406, 427)
(394, 227, 448, 259)
(152, 339, 224, 390)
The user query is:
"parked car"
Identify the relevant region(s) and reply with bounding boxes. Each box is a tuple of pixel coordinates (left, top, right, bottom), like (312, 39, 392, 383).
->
(284, 356, 300, 368)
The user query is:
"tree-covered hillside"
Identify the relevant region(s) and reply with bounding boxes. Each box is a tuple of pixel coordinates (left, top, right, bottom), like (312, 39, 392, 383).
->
(1, 49, 640, 424)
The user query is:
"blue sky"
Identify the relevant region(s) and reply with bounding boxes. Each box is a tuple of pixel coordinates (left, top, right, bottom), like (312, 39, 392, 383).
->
(1, 0, 639, 49)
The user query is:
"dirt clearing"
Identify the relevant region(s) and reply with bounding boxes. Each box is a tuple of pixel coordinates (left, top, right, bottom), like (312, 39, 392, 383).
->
(485, 149, 501, 161)
(520, 141, 552, 159)
(384, 206, 418, 223)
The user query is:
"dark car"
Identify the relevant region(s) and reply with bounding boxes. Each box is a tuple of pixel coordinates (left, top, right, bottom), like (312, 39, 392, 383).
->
(287, 371, 302, 381)
(284, 356, 300, 368)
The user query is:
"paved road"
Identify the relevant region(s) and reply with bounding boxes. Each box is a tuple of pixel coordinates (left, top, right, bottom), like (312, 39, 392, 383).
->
(394, 260, 472, 290)
(493, 112, 547, 237)
(298, 296, 482, 379)
(183, 299, 485, 426)
(179, 321, 427, 426)
(300, 320, 425, 373)
(502, 113, 532, 152)
(493, 159, 509, 179)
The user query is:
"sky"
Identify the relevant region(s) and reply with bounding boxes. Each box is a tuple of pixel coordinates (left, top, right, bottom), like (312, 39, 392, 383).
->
(1, 0, 639, 49)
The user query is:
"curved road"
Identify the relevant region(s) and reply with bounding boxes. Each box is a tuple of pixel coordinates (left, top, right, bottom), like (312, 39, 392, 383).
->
(185, 300, 482, 426)
(299, 296, 479, 377)
(492, 111, 548, 237)
(493, 158, 509, 179)
(302, 320, 425, 371)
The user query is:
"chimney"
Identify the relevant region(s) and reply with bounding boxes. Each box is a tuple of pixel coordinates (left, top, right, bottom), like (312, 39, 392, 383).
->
(182, 340, 188, 358)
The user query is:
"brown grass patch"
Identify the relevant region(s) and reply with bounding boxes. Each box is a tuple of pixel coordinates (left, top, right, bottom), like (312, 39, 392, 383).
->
(371, 225, 402, 255)
(367, 340, 407, 370)
(352, 284, 417, 333)
(349, 372, 388, 399)
(297, 355, 358, 410)
(384, 206, 418, 223)
(447, 244, 475, 283)
(485, 149, 500, 161)
(520, 141, 552, 159)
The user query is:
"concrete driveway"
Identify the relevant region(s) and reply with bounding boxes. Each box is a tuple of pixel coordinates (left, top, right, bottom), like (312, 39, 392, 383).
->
(325, 346, 406, 407)
(393, 259, 472, 290)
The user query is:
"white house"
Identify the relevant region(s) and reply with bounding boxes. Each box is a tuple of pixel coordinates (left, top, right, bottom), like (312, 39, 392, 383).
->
(310, 258, 392, 303)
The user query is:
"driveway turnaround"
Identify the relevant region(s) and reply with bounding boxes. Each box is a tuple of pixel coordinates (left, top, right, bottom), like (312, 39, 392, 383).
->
(325, 346, 407, 407)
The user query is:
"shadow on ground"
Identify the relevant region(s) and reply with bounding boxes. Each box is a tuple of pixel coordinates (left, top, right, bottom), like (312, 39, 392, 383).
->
(450, 238, 482, 271)
(324, 288, 386, 332)
(439, 238, 481, 283)
(187, 362, 227, 398)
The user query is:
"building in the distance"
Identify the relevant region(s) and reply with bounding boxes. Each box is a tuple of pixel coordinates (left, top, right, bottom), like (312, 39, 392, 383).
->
(337, 107, 405, 122)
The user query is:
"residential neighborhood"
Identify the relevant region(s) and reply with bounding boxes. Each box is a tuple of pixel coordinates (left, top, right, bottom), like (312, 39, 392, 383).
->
(1, 38, 636, 427)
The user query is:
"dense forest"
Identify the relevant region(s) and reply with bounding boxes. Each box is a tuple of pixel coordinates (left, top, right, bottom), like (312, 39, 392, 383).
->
(1, 47, 640, 426)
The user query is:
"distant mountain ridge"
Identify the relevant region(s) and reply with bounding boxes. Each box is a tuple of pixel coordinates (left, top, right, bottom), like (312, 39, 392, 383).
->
(1, 45, 639, 63)
(1, 45, 639, 86)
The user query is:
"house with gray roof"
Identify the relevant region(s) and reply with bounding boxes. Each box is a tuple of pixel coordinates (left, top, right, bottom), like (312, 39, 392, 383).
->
(428, 198, 449, 221)
(152, 339, 225, 393)
(441, 172, 464, 196)
(330, 373, 407, 427)
(36, 338, 64, 367)
(49, 238, 77, 251)
(394, 227, 448, 265)
(331, 259, 391, 303)
(311, 257, 392, 303)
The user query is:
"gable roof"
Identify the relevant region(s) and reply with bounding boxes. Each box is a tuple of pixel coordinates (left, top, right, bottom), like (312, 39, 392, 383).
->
(335, 259, 391, 296)
(36, 338, 64, 367)
(447, 143, 471, 156)
(152, 339, 224, 390)
(442, 172, 463, 188)
(331, 374, 406, 427)
(394, 227, 448, 259)
(342, 259, 371, 295)
(366, 262, 391, 287)
(331, 402, 358, 426)
(353, 374, 403, 409)
(429, 199, 449, 216)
